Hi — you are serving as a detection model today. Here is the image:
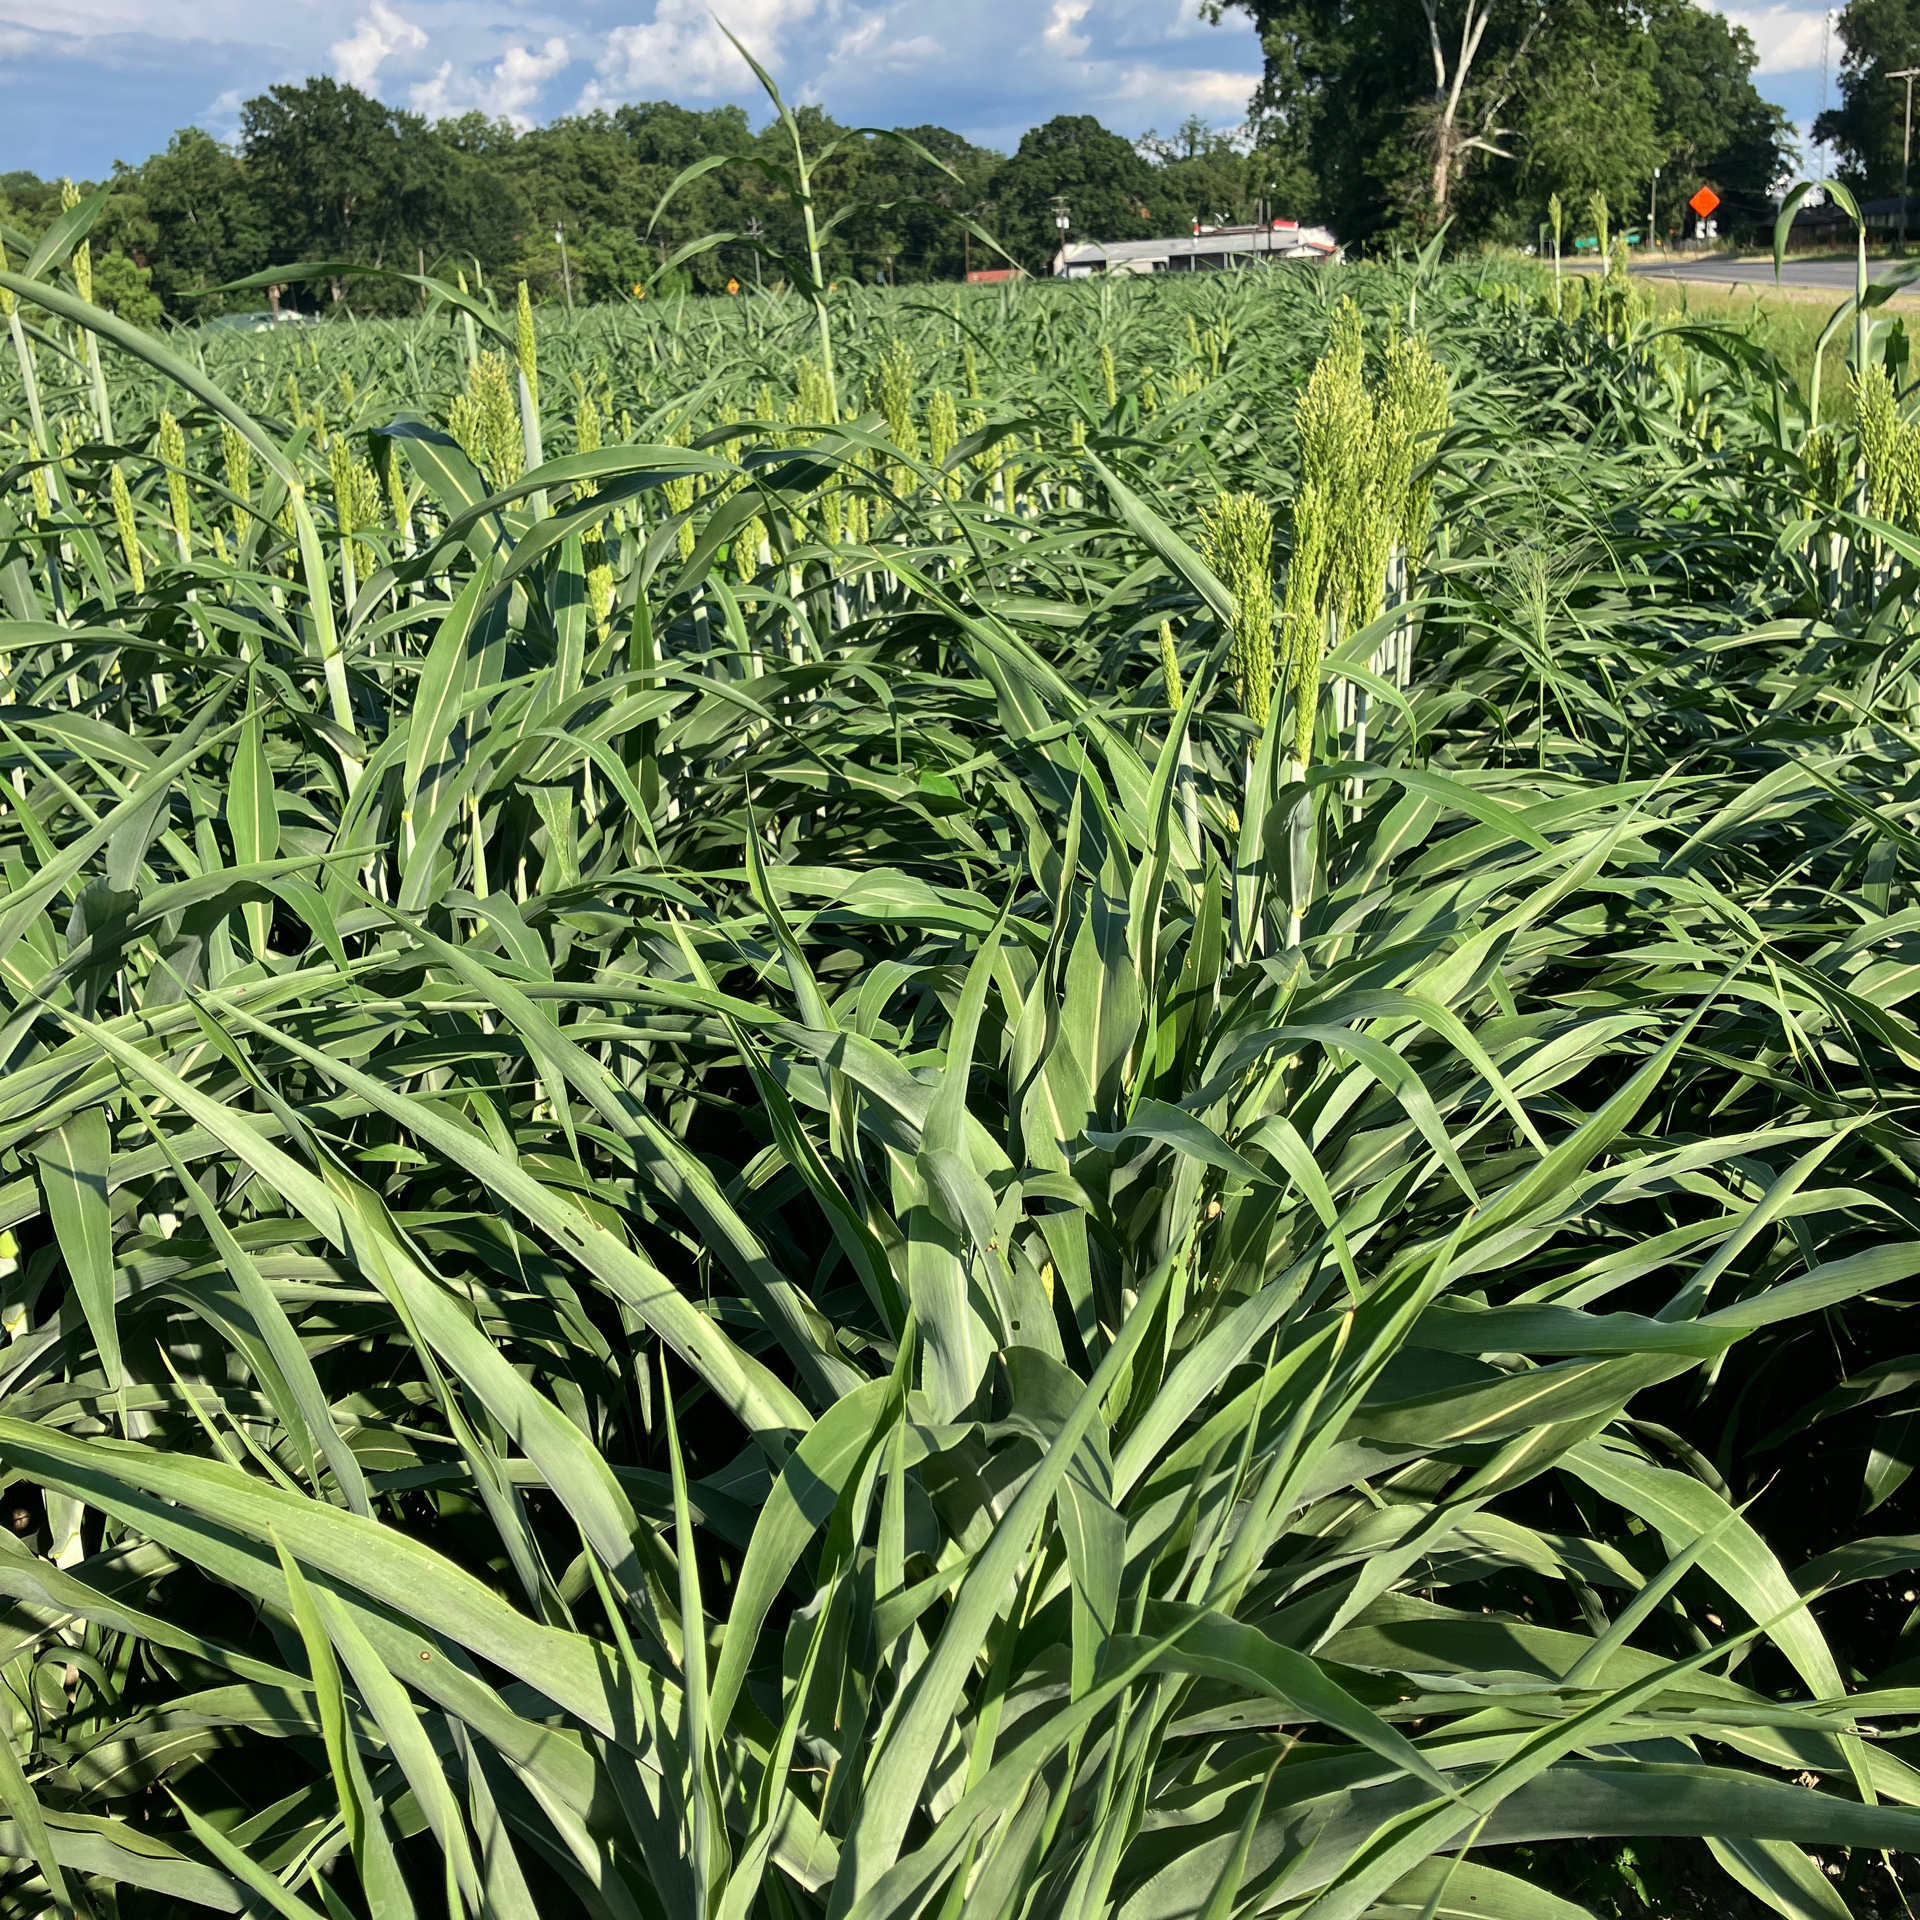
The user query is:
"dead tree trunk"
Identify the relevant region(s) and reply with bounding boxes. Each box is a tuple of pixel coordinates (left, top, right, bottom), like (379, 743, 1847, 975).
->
(1418, 0, 1542, 225)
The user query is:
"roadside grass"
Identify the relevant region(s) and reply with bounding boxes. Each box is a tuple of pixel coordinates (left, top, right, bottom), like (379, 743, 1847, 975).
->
(1642, 278, 1851, 412)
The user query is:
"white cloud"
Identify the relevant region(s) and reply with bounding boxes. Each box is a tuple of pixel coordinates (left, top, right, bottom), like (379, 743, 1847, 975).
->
(330, 2, 427, 91)
(6, 0, 1276, 177)
(826, 10, 888, 72)
(1723, 4, 1828, 75)
(1044, 0, 1093, 56)
(583, 0, 824, 107)
(870, 32, 940, 68)
(1108, 64, 1254, 110)
(413, 35, 570, 125)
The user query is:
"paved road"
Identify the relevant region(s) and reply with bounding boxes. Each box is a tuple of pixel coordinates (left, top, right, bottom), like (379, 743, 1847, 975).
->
(1613, 254, 1920, 298)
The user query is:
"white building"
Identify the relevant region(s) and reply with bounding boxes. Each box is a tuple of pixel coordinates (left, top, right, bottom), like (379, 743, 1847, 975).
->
(1052, 222, 1341, 277)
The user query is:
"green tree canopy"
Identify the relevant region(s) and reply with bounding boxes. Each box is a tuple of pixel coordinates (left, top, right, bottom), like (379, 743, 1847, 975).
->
(1223, 0, 1791, 243)
(1817, 0, 1920, 196)
(109, 128, 272, 315)
(991, 115, 1159, 269)
(239, 77, 519, 306)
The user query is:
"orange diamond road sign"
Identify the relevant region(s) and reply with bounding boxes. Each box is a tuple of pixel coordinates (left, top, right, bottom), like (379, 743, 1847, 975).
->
(1689, 186, 1721, 219)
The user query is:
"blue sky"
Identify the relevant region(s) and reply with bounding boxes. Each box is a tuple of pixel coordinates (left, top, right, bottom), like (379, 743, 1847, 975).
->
(0, 0, 1837, 186)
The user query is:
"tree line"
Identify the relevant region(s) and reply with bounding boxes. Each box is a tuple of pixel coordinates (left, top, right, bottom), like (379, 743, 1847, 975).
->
(1224, 0, 1794, 246)
(0, 84, 1313, 323)
(0, 5, 1794, 326)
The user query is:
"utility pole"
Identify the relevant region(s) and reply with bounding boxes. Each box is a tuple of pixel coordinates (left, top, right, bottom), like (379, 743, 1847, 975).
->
(554, 225, 573, 310)
(1894, 69, 1920, 254)
(745, 216, 765, 289)
(1648, 166, 1659, 251)
(1051, 193, 1071, 276)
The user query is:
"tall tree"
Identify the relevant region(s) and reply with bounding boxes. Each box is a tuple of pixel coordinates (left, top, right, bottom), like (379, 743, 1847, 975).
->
(113, 129, 271, 315)
(1816, 0, 1920, 195)
(1418, 0, 1547, 223)
(1140, 117, 1264, 228)
(1513, 11, 1661, 219)
(240, 77, 516, 306)
(1218, 0, 1791, 243)
(989, 115, 1158, 270)
(1219, 0, 1556, 237)
(836, 123, 1001, 283)
(1645, 0, 1792, 235)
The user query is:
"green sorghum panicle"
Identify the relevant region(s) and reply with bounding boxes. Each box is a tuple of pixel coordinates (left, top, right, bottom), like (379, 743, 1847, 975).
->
(965, 410, 991, 471)
(874, 337, 919, 460)
(1598, 238, 1645, 332)
(1855, 367, 1920, 529)
(329, 437, 382, 583)
(329, 437, 357, 550)
(574, 377, 603, 474)
(1858, 368, 1902, 518)
(0, 237, 13, 321)
(450, 353, 524, 492)
(1282, 486, 1332, 761)
(1201, 491, 1276, 728)
(1805, 428, 1845, 511)
(584, 529, 614, 635)
(515, 282, 538, 411)
(1294, 301, 1369, 616)
(158, 410, 192, 559)
(110, 463, 144, 594)
(661, 421, 697, 561)
(928, 388, 958, 467)
(1382, 331, 1452, 571)
(1335, 335, 1414, 638)
(734, 515, 763, 584)
(1285, 299, 1371, 762)
(1159, 621, 1184, 708)
(796, 357, 834, 424)
(573, 388, 609, 612)
(222, 426, 253, 547)
(61, 180, 93, 305)
(1100, 344, 1118, 410)
(380, 436, 408, 534)
(1589, 190, 1610, 268)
